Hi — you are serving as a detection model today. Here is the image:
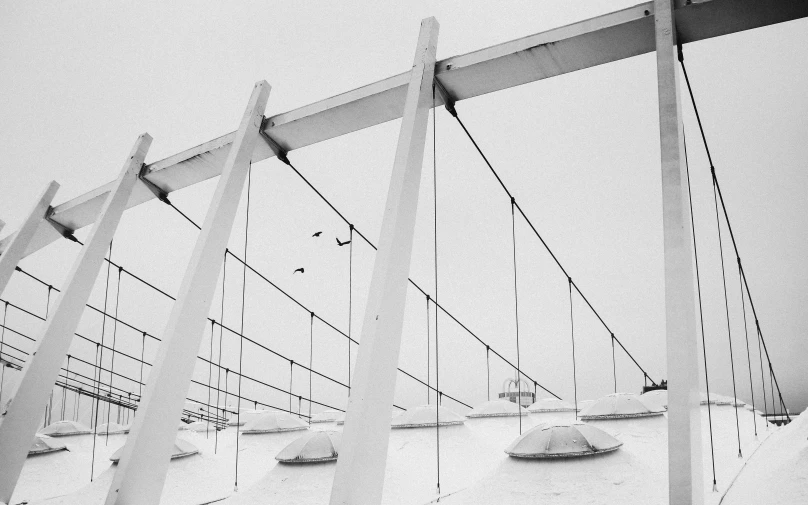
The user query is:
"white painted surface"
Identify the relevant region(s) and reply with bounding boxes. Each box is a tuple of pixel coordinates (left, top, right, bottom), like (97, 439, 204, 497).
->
(329, 17, 439, 505)
(0, 181, 59, 297)
(655, 1, 704, 504)
(0, 134, 151, 505)
(104, 81, 270, 505)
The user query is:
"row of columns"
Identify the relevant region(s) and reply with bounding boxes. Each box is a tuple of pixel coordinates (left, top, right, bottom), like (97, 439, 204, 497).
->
(0, 3, 703, 503)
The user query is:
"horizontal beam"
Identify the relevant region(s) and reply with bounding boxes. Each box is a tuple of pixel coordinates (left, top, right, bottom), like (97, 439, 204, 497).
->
(2, 0, 806, 259)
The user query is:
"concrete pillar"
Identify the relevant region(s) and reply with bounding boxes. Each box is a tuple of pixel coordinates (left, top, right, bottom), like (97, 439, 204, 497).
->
(654, 1, 704, 504)
(330, 17, 439, 505)
(0, 134, 151, 505)
(104, 81, 269, 505)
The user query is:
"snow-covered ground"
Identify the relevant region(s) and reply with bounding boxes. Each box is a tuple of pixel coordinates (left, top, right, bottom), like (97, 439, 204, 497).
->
(11, 403, 803, 505)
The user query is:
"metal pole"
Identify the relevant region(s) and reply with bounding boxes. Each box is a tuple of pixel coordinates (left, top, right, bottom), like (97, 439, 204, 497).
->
(654, 1, 704, 503)
(105, 81, 269, 505)
(0, 134, 151, 504)
(330, 17, 439, 505)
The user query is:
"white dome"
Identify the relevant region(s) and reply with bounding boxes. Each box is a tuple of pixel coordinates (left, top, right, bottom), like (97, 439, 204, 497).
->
(39, 420, 92, 437)
(110, 438, 198, 463)
(580, 393, 664, 420)
(227, 409, 272, 426)
(29, 435, 67, 455)
(95, 422, 129, 435)
(181, 420, 215, 432)
(505, 422, 623, 458)
(640, 390, 668, 411)
(241, 411, 309, 434)
(391, 405, 465, 429)
(527, 398, 578, 413)
(275, 431, 341, 463)
(310, 409, 344, 423)
(467, 399, 527, 418)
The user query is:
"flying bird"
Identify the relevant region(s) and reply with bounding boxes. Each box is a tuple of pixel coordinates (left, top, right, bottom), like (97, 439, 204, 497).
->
(312, 231, 322, 237)
(336, 237, 351, 247)
(293, 267, 305, 274)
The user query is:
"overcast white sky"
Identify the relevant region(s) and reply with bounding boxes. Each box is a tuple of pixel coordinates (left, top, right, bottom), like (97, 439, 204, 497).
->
(1, 0, 806, 422)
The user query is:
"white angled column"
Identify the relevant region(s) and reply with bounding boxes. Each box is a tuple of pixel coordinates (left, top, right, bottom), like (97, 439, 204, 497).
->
(0, 181, 60, 297)
(0, 134, 151, 505)
(104, 81, 270, 505)
(654, 2, 704, 504)
(330, 18, 438, 505)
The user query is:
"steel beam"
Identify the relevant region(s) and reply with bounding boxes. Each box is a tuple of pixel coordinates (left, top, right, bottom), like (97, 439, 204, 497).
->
(104, 81, 270, 505)
(330, 17, 438, 505)
(2, 0, 805, 263)
(0, 134, 151, 505)
(0, 181, 59, 296)
(655, 1, 703, 503)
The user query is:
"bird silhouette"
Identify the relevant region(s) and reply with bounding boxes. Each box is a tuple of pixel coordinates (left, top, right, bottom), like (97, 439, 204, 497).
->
(336, 237, 351, 247)
(293, 267, 305, 274)
(312, 231, 322, 237)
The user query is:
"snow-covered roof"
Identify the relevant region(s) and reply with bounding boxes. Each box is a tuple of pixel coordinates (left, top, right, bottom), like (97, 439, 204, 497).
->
(109, 438, 199, 463)
(310, 410, 344, 424)
(95, 422, 129, 435)
(390, 405, 465, 428)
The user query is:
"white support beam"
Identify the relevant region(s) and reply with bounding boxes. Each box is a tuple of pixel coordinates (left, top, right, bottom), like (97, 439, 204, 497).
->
(330, 17, 438, 505)
(104, 81, 270, 505)
(0, 181, 59, 296)
(654, 1, 703, 504)
(1, 0, 805, 263)
(0, 134, 151, 505)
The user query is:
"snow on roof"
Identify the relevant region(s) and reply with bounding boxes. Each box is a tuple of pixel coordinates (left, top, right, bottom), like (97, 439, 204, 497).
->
(579, 393, 664, 420)
(467, 399, 527, 418)
(181, 420, 217, 432)
(227, 409, 273, 426)
(275, 431, 341, 463)
(95, 422, 129, 435)
(109, 438, 199, 463)
(29, 435, 67, 456)
(527, 398, 579, 413)
(391, 404, 465, 428)
(39, 420, 92, 437)
(640, 390, 668, 410)
(700, 392, 717, 405)
(505, 422, 623, 458)
(310, 410, 344, 424)
(241, 411, 309, 434)
(722, 407, 807, 505)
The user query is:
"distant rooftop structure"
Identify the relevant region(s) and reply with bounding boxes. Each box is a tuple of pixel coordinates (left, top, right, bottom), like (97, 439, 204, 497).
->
(580, 393, 665, 420)
(498, 376, 535, 407)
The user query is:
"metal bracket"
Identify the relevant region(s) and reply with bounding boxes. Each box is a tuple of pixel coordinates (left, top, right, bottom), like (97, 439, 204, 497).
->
(138, 165, 172, 205)
(259, 118, 290, 165)
(44, 209, 79, 243)
(433, 75, 456, 117)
